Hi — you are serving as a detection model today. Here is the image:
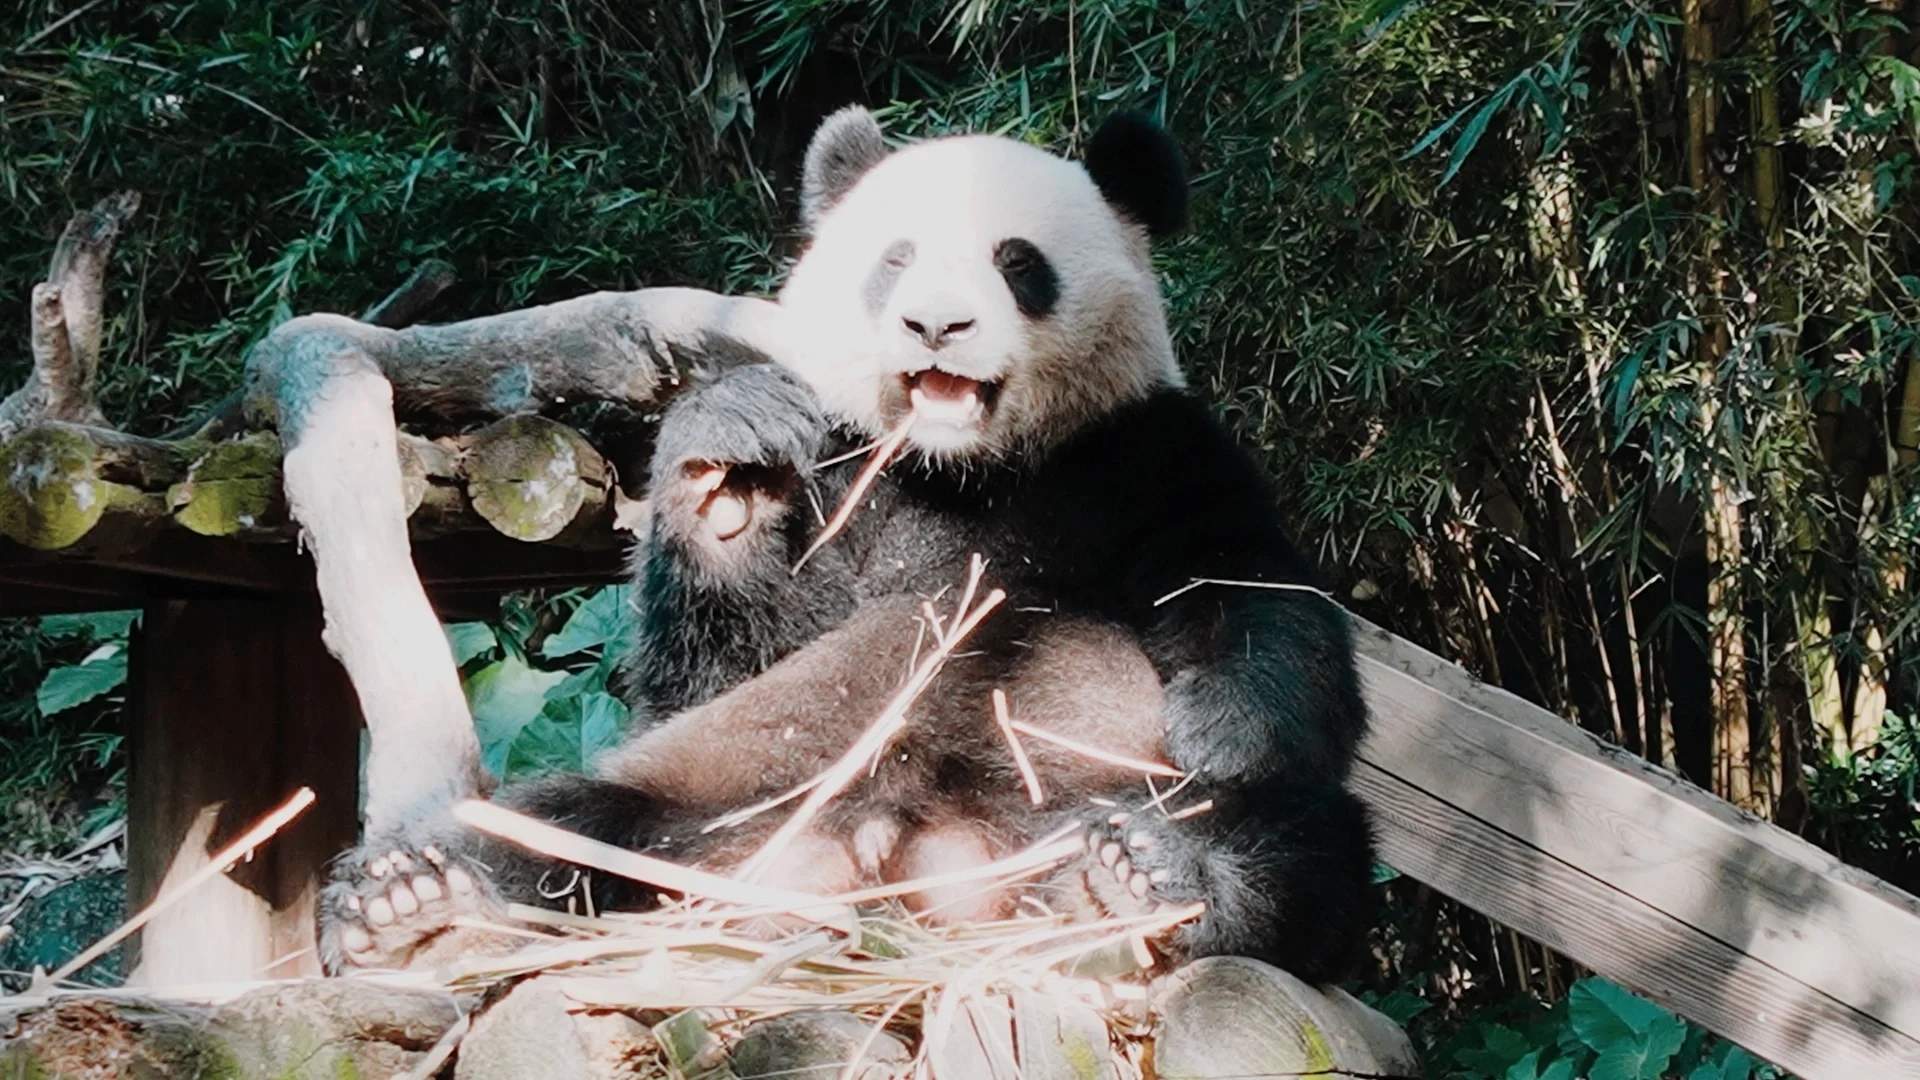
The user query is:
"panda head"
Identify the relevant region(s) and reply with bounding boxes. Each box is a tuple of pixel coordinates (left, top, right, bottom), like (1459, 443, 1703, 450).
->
(778, 107, 1189, 462)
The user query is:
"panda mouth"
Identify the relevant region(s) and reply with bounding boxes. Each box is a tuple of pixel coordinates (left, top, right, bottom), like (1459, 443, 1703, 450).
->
(904, 369, 1001, 427)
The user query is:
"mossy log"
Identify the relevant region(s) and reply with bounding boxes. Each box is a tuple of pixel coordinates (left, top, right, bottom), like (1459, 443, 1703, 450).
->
(0, 419, 625, 552)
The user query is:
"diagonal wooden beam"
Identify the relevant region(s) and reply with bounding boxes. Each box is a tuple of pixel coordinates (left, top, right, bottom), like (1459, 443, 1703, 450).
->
(1352, 617, 1920, 1078)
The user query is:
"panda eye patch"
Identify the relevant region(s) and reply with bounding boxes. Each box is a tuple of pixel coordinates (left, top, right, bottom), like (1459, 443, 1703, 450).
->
(993, 238, 1060, 319)
(865, 239, 916, 315)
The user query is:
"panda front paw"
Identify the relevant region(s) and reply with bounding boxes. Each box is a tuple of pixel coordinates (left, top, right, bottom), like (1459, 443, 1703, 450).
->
(650, 365, 829, 556)
(652, 364, 829, 481)
(319, 841, 511, 973)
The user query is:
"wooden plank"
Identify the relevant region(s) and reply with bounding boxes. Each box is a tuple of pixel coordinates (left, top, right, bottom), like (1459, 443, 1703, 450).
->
(125, 598, 360, 983)
(1352, 619, 1920, 1073)
(1355, 762, 1920, 1078)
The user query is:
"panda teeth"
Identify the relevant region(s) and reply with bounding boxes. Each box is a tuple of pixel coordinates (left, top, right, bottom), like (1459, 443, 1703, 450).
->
(909, 384, 983, 424)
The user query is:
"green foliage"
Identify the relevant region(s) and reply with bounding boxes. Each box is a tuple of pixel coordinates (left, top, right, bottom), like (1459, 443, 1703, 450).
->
(0, 613, 132, 853)
(1805, 713, 1920, 889)
(455, 587, 634, 780)
(1413, 977, 1776, 1080)
(34, 644, 128, 717)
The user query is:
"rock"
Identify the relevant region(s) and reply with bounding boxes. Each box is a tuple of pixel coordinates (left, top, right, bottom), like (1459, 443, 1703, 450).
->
(731, 1010, 911, 1080)
(1150, 957, 1418, 1079)
(1012, 991, 1123, 1080)
(456, 978, 591, 1080)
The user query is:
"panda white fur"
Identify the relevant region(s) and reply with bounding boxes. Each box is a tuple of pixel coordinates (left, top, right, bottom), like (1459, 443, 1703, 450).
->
(320, 109, 1376, 984)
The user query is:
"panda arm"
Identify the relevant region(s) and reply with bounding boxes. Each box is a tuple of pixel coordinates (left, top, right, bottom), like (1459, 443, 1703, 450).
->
(1098, 400, 1366, 786)
(627, 363, 860, 711)
(1142, 574, 1364, 785)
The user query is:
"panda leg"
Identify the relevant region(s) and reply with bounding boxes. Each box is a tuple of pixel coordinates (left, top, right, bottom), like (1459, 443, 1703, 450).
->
(1067, 781, 1376, 985)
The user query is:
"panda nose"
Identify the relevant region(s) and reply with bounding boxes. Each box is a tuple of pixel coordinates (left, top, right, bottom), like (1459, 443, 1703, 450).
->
(901, 313, 977, 351)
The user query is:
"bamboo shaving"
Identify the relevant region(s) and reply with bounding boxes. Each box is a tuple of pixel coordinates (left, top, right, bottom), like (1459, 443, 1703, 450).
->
(1008, 719, 1185, 779)
(1151, 577, 1336, 607)
(792, 412, 916, 575)
(1165, 798, 1215, 821)
(993, 689, 1046, 806)
(455, 801, 842, 916)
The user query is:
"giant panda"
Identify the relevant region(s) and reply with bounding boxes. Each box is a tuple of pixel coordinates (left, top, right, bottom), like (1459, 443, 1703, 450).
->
(319, 108, 1376, 984)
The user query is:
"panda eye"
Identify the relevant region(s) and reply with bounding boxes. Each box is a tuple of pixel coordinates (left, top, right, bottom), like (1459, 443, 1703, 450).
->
(998, 248, 1031, 271)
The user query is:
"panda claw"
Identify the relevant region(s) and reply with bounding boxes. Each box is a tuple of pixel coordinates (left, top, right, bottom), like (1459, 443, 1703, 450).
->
(389, 882, 420, 917)
(1099, 842, 1122, 868)
(367, 854, 390, 879)
(387, 851, 414, 873)
(1129, 872, 1152, 899)
(421, 845, 446, 867)
(1113, 856, 1132, 882)
(1149, 868, 1170, 884)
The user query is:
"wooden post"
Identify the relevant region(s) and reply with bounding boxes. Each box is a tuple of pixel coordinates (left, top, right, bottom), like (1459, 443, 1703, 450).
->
(125, 597, 361, 983)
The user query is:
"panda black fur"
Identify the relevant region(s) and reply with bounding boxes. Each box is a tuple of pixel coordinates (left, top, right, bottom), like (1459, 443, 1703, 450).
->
(319, 109, 1376, 983)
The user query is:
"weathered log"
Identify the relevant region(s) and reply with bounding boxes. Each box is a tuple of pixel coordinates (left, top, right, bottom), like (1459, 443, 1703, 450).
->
(464, 415, 613, 543)
(165, 431, 282, 537)
(0, 414, 632, 557)
(0, 192, 137, 442)
(1150, 957, 1418, 1079)
(0, 980, 461, 1079)
(240, 288, 788, 831)
(0, 424, 182, 550)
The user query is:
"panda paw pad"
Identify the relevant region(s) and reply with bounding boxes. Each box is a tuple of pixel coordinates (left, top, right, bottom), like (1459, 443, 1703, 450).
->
(1082, 812, 1194, 918)
(321, 843, 502, 972)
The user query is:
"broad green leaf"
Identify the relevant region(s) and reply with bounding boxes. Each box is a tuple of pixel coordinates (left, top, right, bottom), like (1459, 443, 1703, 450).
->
(577, 692, 629, 758)
(40, 611, 137, 641)
(542, 585, 634, 659)
(467, 656, 567, 776)
(1371, 990, 1432, 1026)
(1569, 978, 1674, 1049)
(504, 692, 630, 778)
(37, 647, 129, 715)
(1504, 1049, 1547, 1080)
(1591, 1015, 1686, 1080)
(446, 622, 498, 666)
(1457, 1023, 1536, 1075)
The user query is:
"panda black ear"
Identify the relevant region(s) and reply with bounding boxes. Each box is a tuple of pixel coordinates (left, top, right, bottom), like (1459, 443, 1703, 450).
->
(801, 105, 889, 231)
(1083, 112, 1189, 237)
